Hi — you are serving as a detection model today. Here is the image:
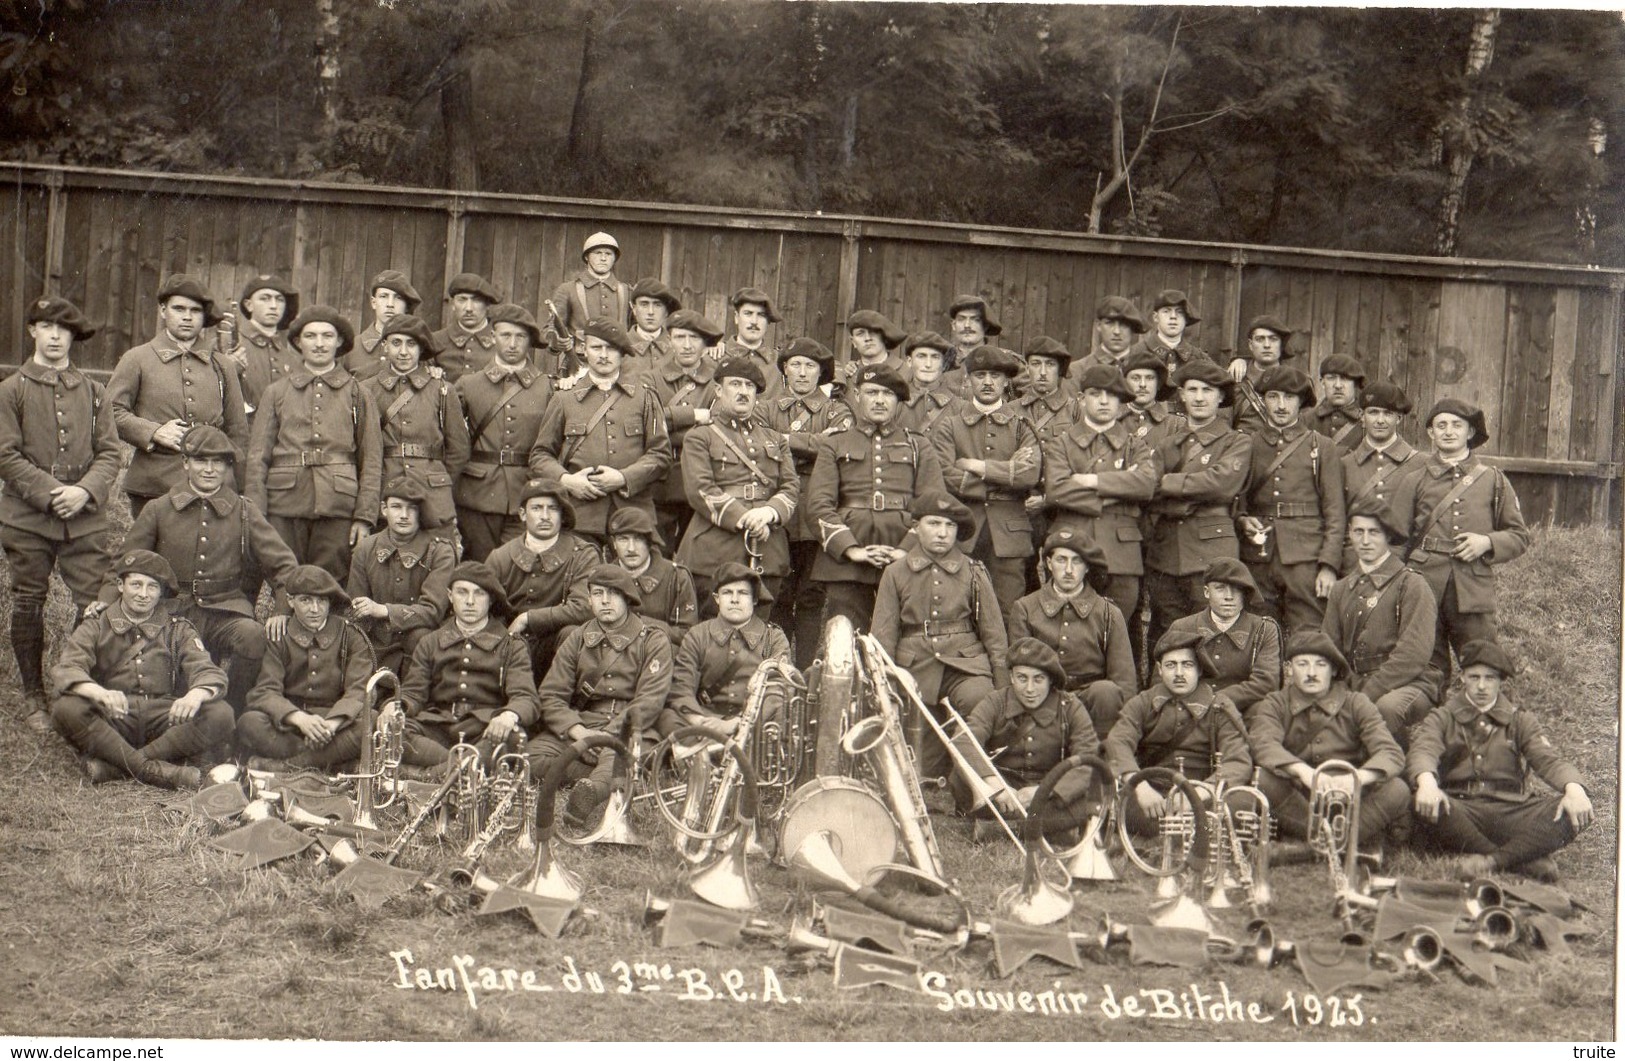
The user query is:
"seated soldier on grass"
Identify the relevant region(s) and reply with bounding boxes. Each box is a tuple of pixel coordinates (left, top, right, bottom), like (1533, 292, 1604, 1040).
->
(660, 562, 789, 740)
(608, 507, 698, 651)
(52, 550, 232, 790)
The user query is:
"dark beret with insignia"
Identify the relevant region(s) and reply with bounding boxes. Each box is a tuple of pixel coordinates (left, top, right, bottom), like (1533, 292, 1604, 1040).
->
(779, 337, 835, 385)
(368, 270, 422, 311)
(855, 365, 909, 402)
(629, 278, 681, 312)
(179, 424, 239, 463)
(582, 317, 634, 355)
(1360, 380, 1413, 415)
(381, 474, 429, 506)
(1425, 398, 1490, 449)
(378, 313, 440, 356)
(667, 309, 724, 345)
(607, 506, 665, 550)
(909, 490, 975, 540)
(714, 356, 767, 393)
(711, 561, 773, 604)
(517, 479, 577, 530)
(446, 272, 502, 304)
(587, 562, 642, 608)
(114, 549, 177, 594)
(27, 296, 96, 340)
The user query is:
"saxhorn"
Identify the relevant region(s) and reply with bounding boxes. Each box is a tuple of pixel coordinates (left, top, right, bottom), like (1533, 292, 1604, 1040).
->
(1307, 759, 1363, 929)
(667, 725, 762, 911)
(996, 754, 1111, 925)
(519, 732, 633, 904)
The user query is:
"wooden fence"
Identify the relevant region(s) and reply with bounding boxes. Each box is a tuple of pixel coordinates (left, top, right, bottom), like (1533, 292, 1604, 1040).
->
(4, 162, 1620, 526)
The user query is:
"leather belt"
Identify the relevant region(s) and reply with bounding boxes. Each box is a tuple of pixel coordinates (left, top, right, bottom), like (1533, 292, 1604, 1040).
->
(1260, 502, 1319, 519)
(179, 576, 241, 598)
(722, 482, 773, 502)
(471, 447, 529, 466)
(1349, 653, 1386, 675)
(1099, 502, 1143, 518)
(436, 699, 483, 720)
(385, 443, 443, 459)
(984, 490, 1029, 502)
(1191, 505, 1231, 518)
(1447, 779, 1522, 799)
(270, 450, 349, 468)
(48, 462, 88, 481)
(844, 490, 909, 512)
(1419, 535, 1459, 554)
(902, 619, 975, 637)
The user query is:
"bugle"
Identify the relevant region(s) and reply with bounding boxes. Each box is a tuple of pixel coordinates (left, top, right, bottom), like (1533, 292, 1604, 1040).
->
(996, 754, 1112, 926)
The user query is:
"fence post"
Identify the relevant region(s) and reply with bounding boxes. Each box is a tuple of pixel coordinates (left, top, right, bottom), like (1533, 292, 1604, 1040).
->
(1223, 247, 1247, 357)
(444, 196, 467, 293)
(43, 169, 66, 295)
(835, 218, 863, 363)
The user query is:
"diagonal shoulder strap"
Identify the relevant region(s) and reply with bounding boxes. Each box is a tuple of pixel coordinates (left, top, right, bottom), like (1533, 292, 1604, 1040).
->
(1410, 466, 1487, 550)
(469, 376, 523, 444)
(709, 423, 772, 482)
(560, 386, 623, 467)
(1261, 430, 1314, 481)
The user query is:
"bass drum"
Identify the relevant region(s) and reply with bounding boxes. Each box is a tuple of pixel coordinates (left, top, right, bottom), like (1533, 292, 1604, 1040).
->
(777, 776, 898, 880)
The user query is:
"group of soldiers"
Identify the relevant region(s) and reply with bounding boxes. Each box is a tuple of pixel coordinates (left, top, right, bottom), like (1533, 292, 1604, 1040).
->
(3, 229, 1592, 881)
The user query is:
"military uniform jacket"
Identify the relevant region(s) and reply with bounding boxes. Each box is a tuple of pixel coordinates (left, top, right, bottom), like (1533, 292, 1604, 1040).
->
(346, 528, 457, 650)
(898, 384, 959, 437)
(1247, 683, 1404, 779)
(931, 401, 1042, 556)
(0, 361, 121, 540)
(872, 546, 1008, 685)
(1304, 403, 1365, 453)
(237, 330, 299, 412)
(1104, 682, 1252, 785)
(1006, 584, 1135, 695)
(549, 271, 630, 334)
(1230, 367, 1273, 436)
(1407, 692, 1583, 803)
(1146, 419, 1251, 577)
(1164, 610, 1281, 713)
(431, 321, 498, 383)
(484, 533, 597, 636)
(1015, 389, 1082, 444)
(629, 555, 699, 648)
(535, 613, 671, 735)
(53, 602, 226, 701)
(678, 413, 799, 579)
(807, 420, 947, 585)
(666, 615, 791, 719)
(362, 367, 471, 529)
(109, 486, 300, 617)
(107, 332, 251, 498)
(247, 367, 383, 523)
(528, 374, 674, 537)
(1323, 553, 1440, 702)
(246, 614, 372, 724)
(956, 687, 1100, 802)
(1342, 437, 1420, 513)
(646, 355, 718, 507)
(766, 388, 853, 541)
(1126, 335, 1212, 373)
(720, 338, 786, 401)
(1390, 454, 1530, 615)
(351, 321, 385, 366)
(1238, 423, 1346, 569)
(1043, 418, 1159, 575)
(455, 363, 554, 515)
(1119, 402, 1185, 451)
(401, 617, 540, 727)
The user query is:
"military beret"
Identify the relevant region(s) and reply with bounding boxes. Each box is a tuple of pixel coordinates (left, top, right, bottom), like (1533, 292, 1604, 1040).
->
(1458, 639, 1517, 678)
(446, 561, 512, 618)
(964, 344, 1021, 377)
(1006, 637, 1067, 688)
(114, 549, 177, 594)
(27, 296, 96, 340)
(1152, 627, 1206, 663)
(1041, 527, 1107, 572)
(377, 313, 440, 357)
(714, 356, 767, 392)
(1202, 557, 1261, 598)
(587, 562, 642, 607)
(368, 270, 422, 310)
(1246, 315, 1294, 341)
(156, 273, 223, 325)
(1360, 380, 1413, 414)
(486, 303, 545, 347)
(607, 506, 665, 550)
(1023, 336, 1072, 367)
(581, 317, 634, 355)
(582, 232, 620, 259)
(1152, 289, 1201, 324)
(1256, 365, 1317, 408)
(666, 309, 725, 345)
(446, 272, 502, 304)
(179, 423, 239, 463)
(847, 310, 908, 348)
(1173, 359, 1235, 405)
(1425, 398, 1490, 449)
(380, 473, 429, 506)
(1283, 630, 1351, 678)
(630, 278, 681, 312)
(1095, 295, 1147, 333)
(854, 365, 909, 402)
(909, 490, 976, 540)
(901, 332, 950, 360)
(1073, 363, 1135, 402)
(287, 305, 357, 357)
(283, 563, 350, 606)
(731, 287, 782, 324)
(711, 561, 774, 605)
(1346, 495, 1407, 544)
(1319, 353, 1367, 382)
(237, 274, 300, 331)
(1119, 349, 1176, 399)
(947, 294, 1002, 337)
(517, 479, 577, 529)
(779, 337, 836, 385)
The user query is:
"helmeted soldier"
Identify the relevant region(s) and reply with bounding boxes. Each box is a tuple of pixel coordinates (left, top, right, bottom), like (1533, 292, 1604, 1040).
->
(546, 232, 633, 376)
(431, 272, 502, 383)
(361, 313, 470, 532)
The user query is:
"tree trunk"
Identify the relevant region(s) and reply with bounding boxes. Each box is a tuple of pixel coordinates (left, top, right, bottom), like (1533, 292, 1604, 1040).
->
(315, 0, 340, 141)
(1433, 8, 1501, 257)
(441, 45, 479, 192)
(566, 7, 601, 166)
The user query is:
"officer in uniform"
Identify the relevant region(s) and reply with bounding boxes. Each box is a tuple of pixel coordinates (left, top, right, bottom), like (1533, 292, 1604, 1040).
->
(0, 297, 121, 732)
(647, 308, 723, 550)
(806, 364, 948, 629)
(1126, 289, 1212, 373)
(1164, 558, 1282, 715)
(361, 313, 470, 532)
(1068, 296, 1147, 382)
(245, 304, 383, 581)
(719, 288, 786, 400)
(240, 564, 374, 770)
(349, 270, 424, 378)
(107, 274, 251, 518)
(608, 506, 698, 650)
(626, 278, 681, 369)
(896, 332, 959, 434)
(454, 303, 555, 562)
(677, 357, 799, 604)
(347, 474, 457, 676)
(1230, 314, 1295, 436)
(485, 478, 598, 672)
(1408, 640, 1593, 882)
(660, 562, 789, 738)
(53, 550, 231, 789)
(1340, 380, 1422, 574)
(228, 274, 301, 414)
(1307, 354, 1367, 452)
(431, 272, 502, 383)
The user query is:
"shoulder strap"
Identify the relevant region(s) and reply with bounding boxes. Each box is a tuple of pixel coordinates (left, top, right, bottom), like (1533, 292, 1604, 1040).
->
(1410, 466, 1489, 551)
(469, 375, 524, 443)
(709, 423, 773, 482)
(560, 386, 622, 467)
(1331, 420, 1359, 447)
(1261, 430, 1314, 481)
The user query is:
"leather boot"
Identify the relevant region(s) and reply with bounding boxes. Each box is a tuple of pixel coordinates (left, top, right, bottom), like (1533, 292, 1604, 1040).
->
(142, 716, 222, 766)
(67, 712, 148, 779)
(11, 602, 48, 731)
(137, 758, 203, 790)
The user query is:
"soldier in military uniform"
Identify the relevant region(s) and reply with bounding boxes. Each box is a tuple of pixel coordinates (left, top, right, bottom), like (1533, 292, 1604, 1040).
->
(1004, 528, 1134, 738)
(1126, 289, 1212, 373)
(647, 309, 723, 551)
(226, 274, 301, 414)
(626, 278, 680, 371)
(349, 270, 423, 378)
(660, 562, 789, 738)
(361, 313, 470, 532)
(1408, 640, 1593, 882)
(528, 318, 673, 545)
(546, 233, 632, 368)
(1234, 365, 1346, 634)
(107, 274, 251, 518)
(806, 365, 948, 629)
(485, 478, 598, 672)
(1015, 337, 1081, 439)
(1118, 349, 1184, 448)
(677, 357, 799, 604)
(945, 294, 1008, 388)
(454, 304, 555, 562)
(1164, 558, 1282, 715)
(1387, 399, 1529, 677)
(1067, 296, 1146, 382)
(1323, 499, 1440, 745)
(871, 492, 1008, 780)
(240, 564, 374, 769)
(1339, 380, 1422, 574)
(53, 550, 231, 789)
(843, 310, 909, 388)
(896, 332, 959, 434)
(931, 345, 1041, 607)
(347, 474, 457, 676)
(431, 272, 502, 383)
(608, 506, 697, 650)
(1306, 354, 1367, 453)
(0, 297, 121, 732)
(719, 288, 786, 400)
(1230, 315, 1295, 436)
(245, 305, 383, 581)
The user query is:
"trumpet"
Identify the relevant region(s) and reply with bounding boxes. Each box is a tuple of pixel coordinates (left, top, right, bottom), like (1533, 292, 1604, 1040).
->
(449, 739, 487, 843)
(1306, 759, 1363, 928)
(1190, 765, 1275, 914)
(481, 737, 535, 853)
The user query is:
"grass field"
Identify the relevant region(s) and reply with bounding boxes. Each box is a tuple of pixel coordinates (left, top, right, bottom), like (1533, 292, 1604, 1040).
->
(0, 521, 1617, 1043)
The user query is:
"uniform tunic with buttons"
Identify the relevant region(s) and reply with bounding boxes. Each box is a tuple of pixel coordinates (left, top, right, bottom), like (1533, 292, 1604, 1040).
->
(954, 686, 1100, 805)
(765, 389, 853, 542)
(548, 271, 630, 336)
(1015, 389, 1082, 444)
(1304, 403, 1364, 453)
(1119, 402, 1185, 452)
(245, 614, 372, 724)
(106, 332, 252, 499)
(1323, 553, 1440, 703)
(0, 361, 122, 541)
(246, 368, 384, 522)
(1043, 418, 1159, 574)
(871, 546, 1008, 704)
(400, 617, 540, 728)
(348, 322, 387, 377)
(931, 401, 1042, 558)
(1239, 424, 1346, 571)
(1126, 335, 1212, 373)
(720, 339, 787, 402)
(663, 615, 790, 724)
(1104, 682, 1252, 784)
(1408, 692, 1583, 803)
(1005, 584, 1136, 696)
(484, 533, 598, 645)
(236, 330, 300, 412)
(534, 613, 672, 735)
(53, 603, 226, 703)
(899, 384, 959, 437)
(628, 555, 699, 649)
(346, 527, 457, 671)
(1389, 454, 1530, 615)
(806, 421, 948, 585)
(647, 355, 718, 511)
(454, 363, 554, 516)
(1340, 437, 1422, 572)
(362, 368, 471, 529)
(1146, 419, 1252, 576)
(677, 414, 799, 580)
(430, 321, 499, 383)
(1164, 610, 1282, 713)
(527, 375, 674, 537)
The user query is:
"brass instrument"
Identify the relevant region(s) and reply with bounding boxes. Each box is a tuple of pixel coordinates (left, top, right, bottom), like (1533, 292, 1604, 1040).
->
(525, 732, 633, 904)
(789, 829, 969, 936)
(336, 668, 401, 830)
(750, 660, 810, 820)
(1474, 906, 1520, 951)
(809, 615, 861, 776)
(996, 754, 1112, 926)
(556, 712, 649, 847)
(912, 693, 1027, 853)
(1115, 765, 1215, 933)
(449, 766, 525, 889)
(449, 739, 486, 843)
(742, 525, 766, 576)
(670, 726, 762, 911)
(1306, 759, 1363, 928)
(1401, 926, 1445, 971)
(483, 737, 535, 853)
(1178, 763, 1275, 914)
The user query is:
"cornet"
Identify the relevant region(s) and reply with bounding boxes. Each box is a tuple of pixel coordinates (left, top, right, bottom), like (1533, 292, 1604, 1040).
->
(1306, 759, 1363, 928)
(336, 668, 401, 830)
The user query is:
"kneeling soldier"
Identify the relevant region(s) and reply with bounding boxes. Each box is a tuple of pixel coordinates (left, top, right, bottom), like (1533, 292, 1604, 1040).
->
(346, 474, 457, 676)
(52, 550, 231, 788)
(240, 565, 374, 770)
(1408, 640, 1592, 882)
(661, 562, 790, 739)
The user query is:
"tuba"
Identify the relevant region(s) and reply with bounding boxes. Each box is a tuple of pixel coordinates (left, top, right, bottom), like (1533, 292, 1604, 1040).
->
(808, 615, 862, 777)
